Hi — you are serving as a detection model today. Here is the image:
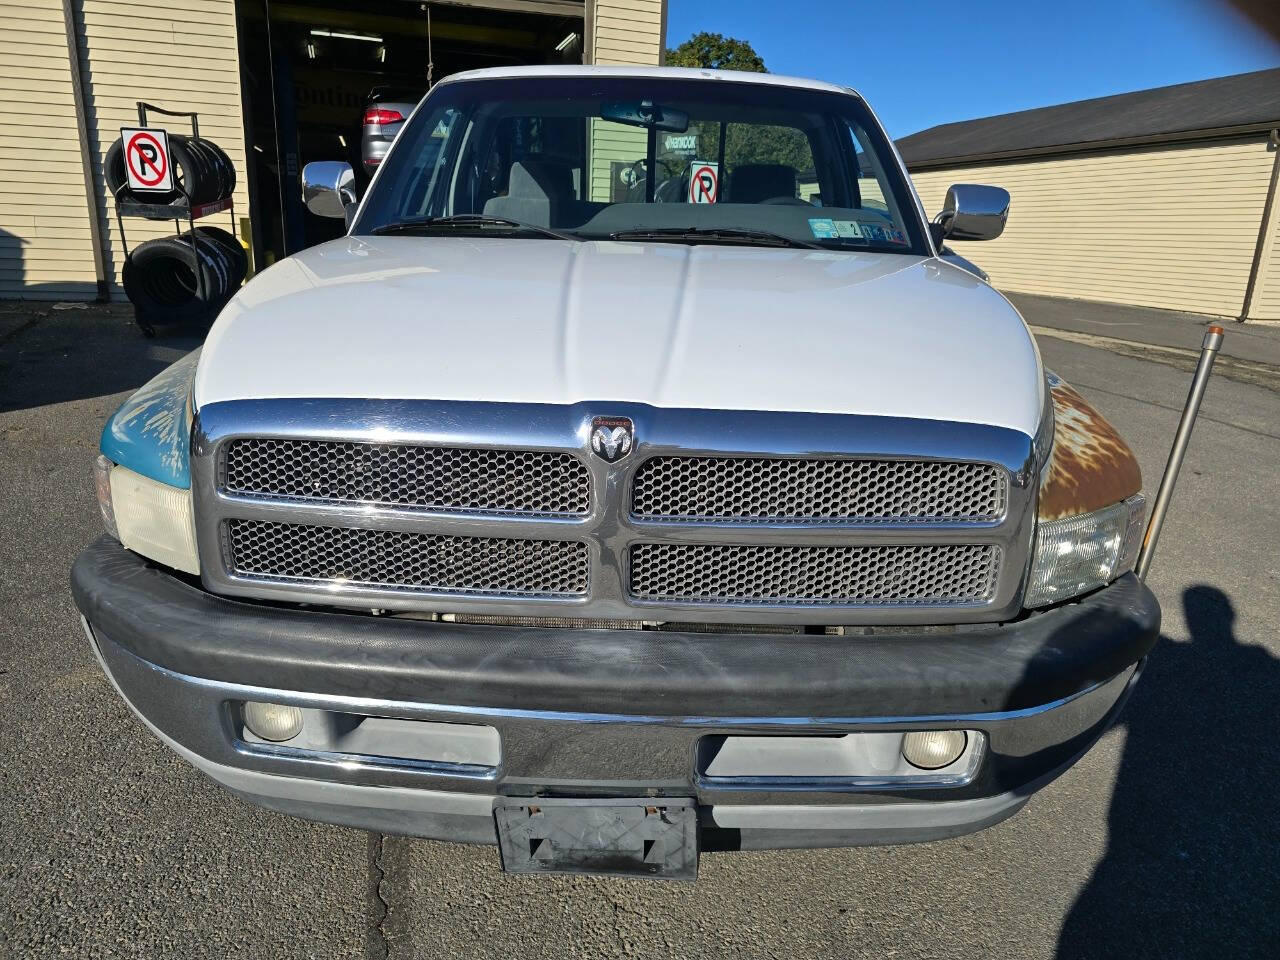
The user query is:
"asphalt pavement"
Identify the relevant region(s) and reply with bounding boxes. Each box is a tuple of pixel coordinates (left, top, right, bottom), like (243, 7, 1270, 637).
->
(1, 295, 1277, 959)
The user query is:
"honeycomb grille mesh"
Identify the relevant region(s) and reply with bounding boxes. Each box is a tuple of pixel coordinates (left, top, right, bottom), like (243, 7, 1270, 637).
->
(632, 457, 1005, 523)
(629, 542, 1000, 606)
(226, 520, 588, 597)
(221, 439, 590, 517)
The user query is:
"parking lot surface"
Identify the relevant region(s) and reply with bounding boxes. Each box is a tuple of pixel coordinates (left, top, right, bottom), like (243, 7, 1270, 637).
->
(2, 297, 1276, 959)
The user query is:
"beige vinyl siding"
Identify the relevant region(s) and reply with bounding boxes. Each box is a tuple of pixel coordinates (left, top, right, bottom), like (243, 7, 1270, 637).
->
(76, 0, 249, 299)
(586, 1, 662, 203)
(1246, 163, 1280, 320)
(591, 0, 662, 66)
(909, 136, 1276, 318)
(587, 122, 646, 203)
(0, 0, 99, 299)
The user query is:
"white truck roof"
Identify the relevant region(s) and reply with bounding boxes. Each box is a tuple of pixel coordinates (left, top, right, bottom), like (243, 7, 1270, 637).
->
(438, 64, 858, 98)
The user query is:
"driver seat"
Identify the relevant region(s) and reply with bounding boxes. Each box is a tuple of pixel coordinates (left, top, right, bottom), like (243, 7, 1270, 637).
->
(483, 157, 574, 226)
(726, 164, 797, 203)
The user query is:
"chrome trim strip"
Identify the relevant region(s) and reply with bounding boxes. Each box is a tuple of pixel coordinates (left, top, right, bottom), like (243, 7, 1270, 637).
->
(696, 735, 985, 793)
(233, 740, 498, 781)
(135, 654, 1108, 729)
(193, 398, 1037, 624)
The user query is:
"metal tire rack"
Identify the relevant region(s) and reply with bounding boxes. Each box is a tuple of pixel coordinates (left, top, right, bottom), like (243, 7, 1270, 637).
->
(114, 102, 237, 337)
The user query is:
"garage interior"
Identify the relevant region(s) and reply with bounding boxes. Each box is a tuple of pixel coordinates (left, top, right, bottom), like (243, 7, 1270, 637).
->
(236, 0, 586, 264)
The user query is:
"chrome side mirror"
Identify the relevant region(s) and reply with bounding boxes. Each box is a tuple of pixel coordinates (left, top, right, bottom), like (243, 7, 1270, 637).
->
(302, 161, 357, 219)
(935, 184, 1010, 242)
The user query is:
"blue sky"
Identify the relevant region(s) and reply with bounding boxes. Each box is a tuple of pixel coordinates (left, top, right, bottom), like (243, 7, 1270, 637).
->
(665, 0, 1280, 137)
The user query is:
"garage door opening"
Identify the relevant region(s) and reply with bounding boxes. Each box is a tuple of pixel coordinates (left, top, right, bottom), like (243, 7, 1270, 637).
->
(236, 0, 586, 265)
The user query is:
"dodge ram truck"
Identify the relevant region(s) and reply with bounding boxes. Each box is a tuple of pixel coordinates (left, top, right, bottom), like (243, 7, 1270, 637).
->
(73, 66, 1158, 880)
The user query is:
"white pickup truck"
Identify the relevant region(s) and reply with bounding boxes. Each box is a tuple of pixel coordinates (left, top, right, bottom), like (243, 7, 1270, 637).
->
(74, 66, 1157, 880)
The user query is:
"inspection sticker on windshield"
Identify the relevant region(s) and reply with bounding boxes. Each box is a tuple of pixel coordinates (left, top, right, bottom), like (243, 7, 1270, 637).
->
(858, 221, 909, 245)
(832, 220, 865, 239)
(808, 218, 839, 239)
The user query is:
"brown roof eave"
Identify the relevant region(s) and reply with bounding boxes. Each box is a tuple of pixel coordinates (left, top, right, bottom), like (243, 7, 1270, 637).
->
(904, 121, 1280, 171)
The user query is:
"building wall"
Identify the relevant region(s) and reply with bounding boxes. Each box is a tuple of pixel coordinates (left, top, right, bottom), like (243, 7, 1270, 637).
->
(76, 0, 249, 299)
(1, 0, 666, 301)
(1246, 151, 1280, 320)
(909, 135, 1278, 319)
(0, 0, 100, 300)
(586, 0, 664, 204)
(592, 0, 663, 66)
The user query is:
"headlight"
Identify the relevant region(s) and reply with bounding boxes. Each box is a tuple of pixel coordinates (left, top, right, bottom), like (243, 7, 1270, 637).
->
(94, 459, 200, 574)
(1025, 494, 1146, 608)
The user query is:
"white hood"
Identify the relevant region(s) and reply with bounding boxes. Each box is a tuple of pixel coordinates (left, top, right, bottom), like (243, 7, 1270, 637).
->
(195, 236, 1044, 437)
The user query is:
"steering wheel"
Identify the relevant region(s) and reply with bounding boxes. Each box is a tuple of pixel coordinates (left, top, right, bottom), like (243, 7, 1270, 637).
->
(625, 158, 688, 203)
(654, 176, 686, 203)
(761, 196, 811, 205)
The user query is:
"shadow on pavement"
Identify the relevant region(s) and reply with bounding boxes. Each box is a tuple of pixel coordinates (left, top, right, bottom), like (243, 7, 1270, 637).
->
(1056, 586, 1279, 958)
(0, 304, 206, 413)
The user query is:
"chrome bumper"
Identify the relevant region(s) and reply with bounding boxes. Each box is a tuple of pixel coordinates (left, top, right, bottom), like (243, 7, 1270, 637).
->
(82, 616, 1140, 850)
(73, 536, 1157, 849)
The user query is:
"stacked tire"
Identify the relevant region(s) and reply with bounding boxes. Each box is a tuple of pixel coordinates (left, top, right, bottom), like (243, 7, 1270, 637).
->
(121, 227, 248, 326)
(105, 133, 236, 208)
(106, 131, 244, 330)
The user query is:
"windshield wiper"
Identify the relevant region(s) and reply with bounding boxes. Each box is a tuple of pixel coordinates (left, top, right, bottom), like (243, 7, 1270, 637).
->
(607, 227, 821, 250)
(370, 214, 579, 242)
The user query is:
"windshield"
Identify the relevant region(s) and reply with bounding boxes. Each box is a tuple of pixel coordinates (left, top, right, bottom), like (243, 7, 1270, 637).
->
(352, 75, 928, 255)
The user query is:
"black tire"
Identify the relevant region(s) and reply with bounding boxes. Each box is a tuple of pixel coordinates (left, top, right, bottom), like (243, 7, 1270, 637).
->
(197, 138, 236, 199)
(190, 225, 247, 288)
(104, 134, 235, 205)
(104, 138, 126, 196)
(122, 234, 233, 324)
(105, 134, 210, 206)
(170, 134, 220, 204)
(184, 137, 227, 202)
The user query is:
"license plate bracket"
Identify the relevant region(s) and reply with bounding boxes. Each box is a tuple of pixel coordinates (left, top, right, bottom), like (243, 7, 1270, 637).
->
(494, 797, 698, 880)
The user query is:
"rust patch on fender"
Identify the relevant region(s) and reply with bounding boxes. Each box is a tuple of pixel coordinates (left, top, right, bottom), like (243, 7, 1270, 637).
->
(1039, 371, 1142, 521)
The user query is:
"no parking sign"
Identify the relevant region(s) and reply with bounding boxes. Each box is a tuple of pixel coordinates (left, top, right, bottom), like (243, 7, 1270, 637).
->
(120, 127, 173, 193)
(688, 161, 718, 204)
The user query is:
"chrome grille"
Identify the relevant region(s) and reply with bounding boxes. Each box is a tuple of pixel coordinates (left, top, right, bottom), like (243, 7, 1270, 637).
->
(629, 543, 1000, 606)
(221, 438, 590, 517)
(196, 400, 1036, 624)
(225, 519, 589, 598)
(632, 457, 1005, 523)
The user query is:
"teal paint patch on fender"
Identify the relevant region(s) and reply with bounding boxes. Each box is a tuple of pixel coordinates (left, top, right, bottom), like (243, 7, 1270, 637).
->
(100, 349, 200, 488)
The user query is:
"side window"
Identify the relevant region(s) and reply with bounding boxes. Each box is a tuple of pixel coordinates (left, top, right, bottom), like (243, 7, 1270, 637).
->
(388, 108, 462, 219)
(586, 118, 650, 203)
(653, 122, 720, 204)
(846, 122, 890, 212)
(723, 123, 815, 204)
(466, 116, 588, 212)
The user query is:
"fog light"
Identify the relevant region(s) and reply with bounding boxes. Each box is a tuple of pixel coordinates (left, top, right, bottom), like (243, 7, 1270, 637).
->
(902, 730, 967, 769)
(243, 701, 304, 742)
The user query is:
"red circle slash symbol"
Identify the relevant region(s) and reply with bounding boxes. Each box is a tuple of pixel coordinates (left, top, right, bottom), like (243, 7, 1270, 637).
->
(126, 132, 168, 188)
(691, 165, 717, 203)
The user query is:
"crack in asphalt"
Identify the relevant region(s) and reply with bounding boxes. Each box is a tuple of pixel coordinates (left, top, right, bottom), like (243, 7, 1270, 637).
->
(366, 832, 392, 960)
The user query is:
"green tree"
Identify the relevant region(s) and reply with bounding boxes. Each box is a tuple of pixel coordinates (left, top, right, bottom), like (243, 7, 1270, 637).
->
(665, 32, 766, 72)
(664, 32, 812, 188)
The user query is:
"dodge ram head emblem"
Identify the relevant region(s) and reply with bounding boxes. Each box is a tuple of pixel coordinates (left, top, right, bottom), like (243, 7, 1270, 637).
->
(590, 416, 634, 462)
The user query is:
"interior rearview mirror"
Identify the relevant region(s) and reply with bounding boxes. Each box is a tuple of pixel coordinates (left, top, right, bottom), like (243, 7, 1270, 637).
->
(302, 161, 358, 220)
(933, 183, 1010, 243)
(601, 100, 690, 132)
